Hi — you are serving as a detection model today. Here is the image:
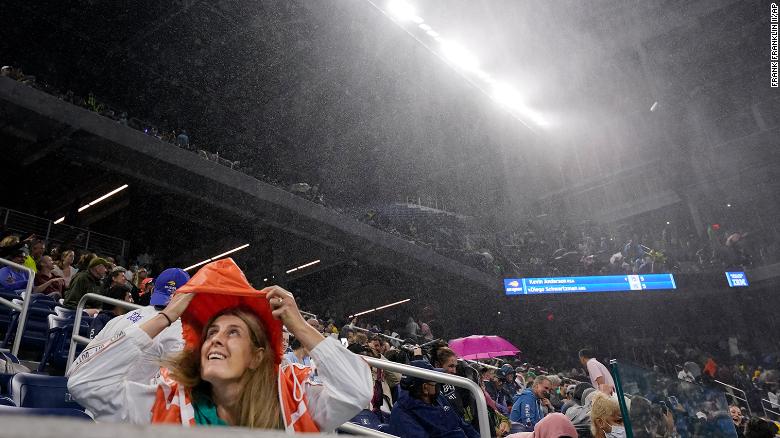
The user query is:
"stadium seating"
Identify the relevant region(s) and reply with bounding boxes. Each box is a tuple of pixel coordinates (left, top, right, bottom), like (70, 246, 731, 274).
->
(54, 306, 89, 319)
(0, 290, 21, 332)
(10, 373, 84, 410)
(38, 314, 91, 372)
(0, 352, 22, 396)
(350, 409, 392, 432)
(0, 405, 92, 420)
(1, 296, 57, 354)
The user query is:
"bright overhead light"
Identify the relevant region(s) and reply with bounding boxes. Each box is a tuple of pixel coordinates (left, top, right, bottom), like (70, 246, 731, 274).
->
(286, 259, 321, 274)
(522, 107, 550, 127)
(440, 40, 479, 72)
(491, 83, 549, 127)
(491, 82, 523, 108)
(348, 298, 411, 318)
(387, 0, 417, 21)
(410, 15, 424, 24)
(418, 23, 432, 31)
(374, 298, 411, 311)
(54, 184, 129, 224)
(211, 243, 250, 260)
(426, 30, 439, 38)
(475, 69, 494, 84)
(184, 243, 250, 271)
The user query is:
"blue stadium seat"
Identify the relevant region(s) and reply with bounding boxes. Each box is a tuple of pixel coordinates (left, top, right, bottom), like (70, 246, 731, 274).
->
(0, 352, 23, 396)
(38, 314, 90, 372)
(0, 291, 22, 332)
(0, 374, 13, 397)
(10, 373, 84, 410)
(0, 396, 14, 406)
(54, 306, 89, 319)
(350, 409, 387, 430)
(1, 297, 57, 354)
(0, 405, 92, 420)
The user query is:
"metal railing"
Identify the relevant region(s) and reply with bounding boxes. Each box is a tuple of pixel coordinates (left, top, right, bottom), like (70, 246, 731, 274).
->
(66, 293, 142, 372)
(337, 423, 397, 437)
(761, 398, 780, 420)
(350, 325, 407, 344)
(713, 379, 752, 415)
(1, 206, 127, 257)
(610, 360, 635, 438)
(360, 355, 491, 438)
(0, 257, 35, 356)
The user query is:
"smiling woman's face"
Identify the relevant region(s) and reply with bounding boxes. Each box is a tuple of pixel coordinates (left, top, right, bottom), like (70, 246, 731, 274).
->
(200, 314, 261, 385)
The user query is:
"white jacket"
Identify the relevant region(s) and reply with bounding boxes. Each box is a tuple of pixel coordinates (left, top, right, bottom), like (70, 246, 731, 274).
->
(87, 306, 183, 385)
(67, 325, 373, 431)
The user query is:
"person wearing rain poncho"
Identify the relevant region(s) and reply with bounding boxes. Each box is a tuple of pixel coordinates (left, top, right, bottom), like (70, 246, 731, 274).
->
(67, 258, 372, 431)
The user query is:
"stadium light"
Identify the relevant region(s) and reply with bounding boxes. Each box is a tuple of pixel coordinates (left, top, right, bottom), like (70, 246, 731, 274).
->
(378, 0, 549, 128)
(348, 298, 411, 318)
(521, 107, 550, 127)
(285, 259, 321, 274)
(475, 69, 494, 84)
(387, 0, 417, 21)
(53, 184, 129, 224)
(491, 83, 550, 127)
(440, 40, 479, 72)
(184, 243, 250, 271)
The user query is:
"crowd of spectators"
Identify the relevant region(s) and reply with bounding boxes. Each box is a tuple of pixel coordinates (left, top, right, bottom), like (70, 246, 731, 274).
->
(0, 230, 162, 338)
(4, 65, 778, 279)
(344, 200, 773, 279)
(3, 66, 780, 435)
(320, 324, 780, 437)
(2, 228, 778, 435)
(273, 306, 780, 437)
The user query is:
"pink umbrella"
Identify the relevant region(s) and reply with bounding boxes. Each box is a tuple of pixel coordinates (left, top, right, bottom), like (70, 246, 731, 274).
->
(448, 335, 521, 360)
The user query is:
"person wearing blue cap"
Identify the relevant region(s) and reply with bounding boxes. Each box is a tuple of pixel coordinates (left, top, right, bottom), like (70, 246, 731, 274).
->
(388, 360, 479, 438)
(82, 267, 190, 419)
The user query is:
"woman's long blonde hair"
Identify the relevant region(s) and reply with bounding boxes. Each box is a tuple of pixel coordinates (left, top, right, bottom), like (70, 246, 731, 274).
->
(590, 392, 621, 437)
(166, 307, 282, 429)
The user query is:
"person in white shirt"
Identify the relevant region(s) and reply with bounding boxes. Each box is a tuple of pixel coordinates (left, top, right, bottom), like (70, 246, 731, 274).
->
(579, 348, 615, 395)
(67, 258, 371, 431)
(83, 267, 190, 387)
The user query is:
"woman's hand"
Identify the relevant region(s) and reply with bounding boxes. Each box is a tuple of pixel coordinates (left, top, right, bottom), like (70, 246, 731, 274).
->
(139, 292, 193, 339)
(161, 292, 195, 321)
(264, 286, 324, 351)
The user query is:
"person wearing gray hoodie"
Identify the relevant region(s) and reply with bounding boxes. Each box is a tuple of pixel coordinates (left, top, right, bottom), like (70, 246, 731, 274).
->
(566, 386, 597, 437)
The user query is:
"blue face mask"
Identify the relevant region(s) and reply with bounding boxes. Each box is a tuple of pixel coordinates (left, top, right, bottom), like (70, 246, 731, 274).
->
(605, 425, 627, 438)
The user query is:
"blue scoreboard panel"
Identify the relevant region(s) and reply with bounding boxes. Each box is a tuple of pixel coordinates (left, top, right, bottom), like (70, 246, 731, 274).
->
(725, 272, 749, 287)
(504, 274, 677, 295)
